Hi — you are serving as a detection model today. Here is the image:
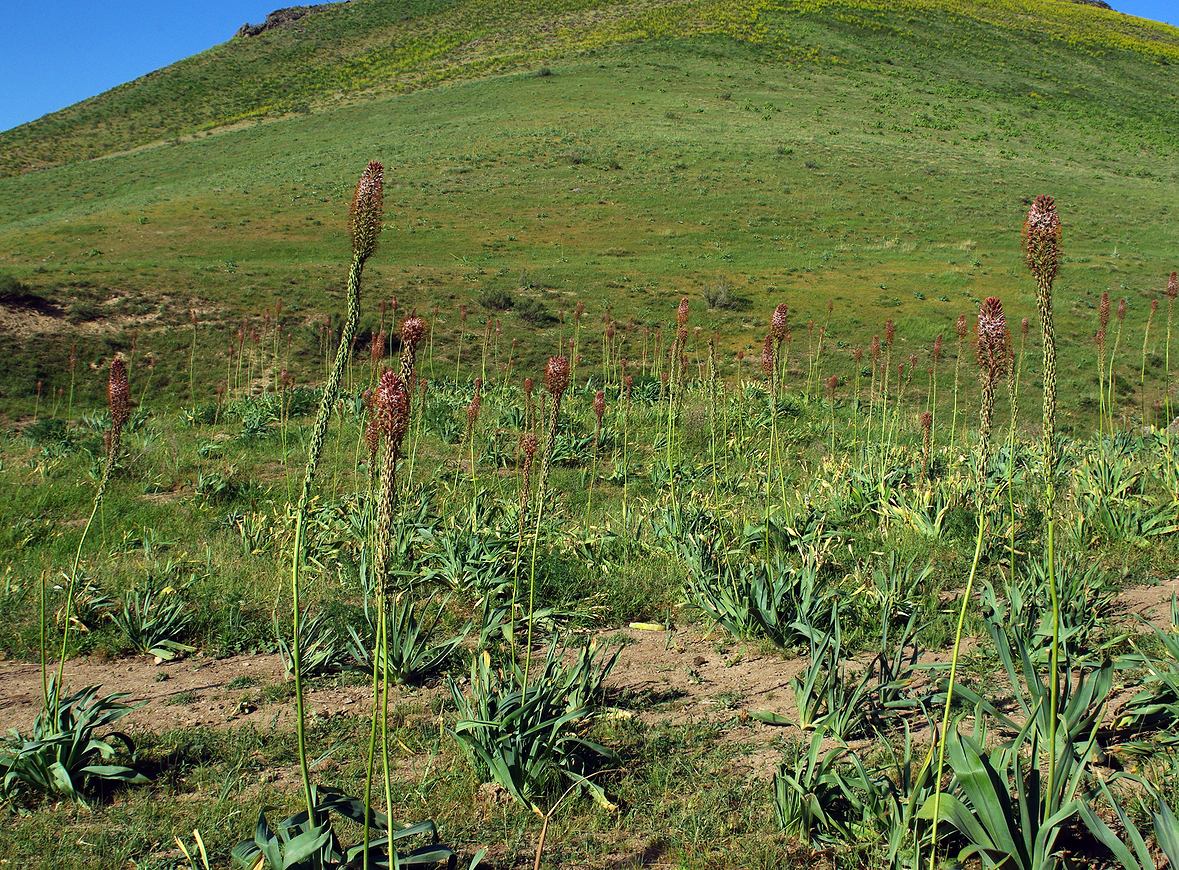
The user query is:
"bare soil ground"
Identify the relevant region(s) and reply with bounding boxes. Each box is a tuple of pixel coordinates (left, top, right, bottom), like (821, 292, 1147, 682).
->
(0, 626, 803, 764)
(0, 576, 1172, 776)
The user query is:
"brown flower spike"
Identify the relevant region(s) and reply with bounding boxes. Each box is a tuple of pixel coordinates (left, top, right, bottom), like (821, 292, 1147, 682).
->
(545, 356, 570, 400)
(977, 297, 1009, 377)
(374, 369, 410, 446)
(350, 161, 384, 261)
(108, 357, 130, 432)
(761, 334, 775, 380)
(976, 296, 1008, 458)
(1024, 195, 1062, 286)
(770, 304, 789, 342)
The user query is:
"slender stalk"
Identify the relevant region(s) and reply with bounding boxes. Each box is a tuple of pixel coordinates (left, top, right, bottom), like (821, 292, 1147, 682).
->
(189, 319, 198, 409)
(1166, 297, 1175, 425)
(1007, 330, 1026, 576)
(928, 502, 989, 862)
(54, 451, 113, 718)
(664, 349, 677, 512)
(362, 605, 382, 868)
(620, 390, 631, 530)
(1096, 336, 1107, 437)
(950, 334, 963, 454)
(1108, 313, 1123, 431)
(1142, 302, 1156, 424)
(288, 295, 359, 821)
(40, 572, 47, 708)
(380, 601, 394, 853)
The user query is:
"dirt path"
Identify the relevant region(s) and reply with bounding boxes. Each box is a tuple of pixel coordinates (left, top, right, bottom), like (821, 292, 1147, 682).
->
(0, 653, 392, 733)
(0, 575, 1171, 777)
(0, 627, 806, 771)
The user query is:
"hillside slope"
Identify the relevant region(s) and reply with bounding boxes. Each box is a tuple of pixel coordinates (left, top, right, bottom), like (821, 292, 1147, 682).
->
(2, 0, 1178, 176)
(0, 0, 1177, 418)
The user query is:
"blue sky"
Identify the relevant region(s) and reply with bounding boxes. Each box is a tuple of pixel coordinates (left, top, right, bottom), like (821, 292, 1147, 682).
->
(1, 0, 1175, 133)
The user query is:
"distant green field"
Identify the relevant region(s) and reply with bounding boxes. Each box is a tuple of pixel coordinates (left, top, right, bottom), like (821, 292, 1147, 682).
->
(1, 0, 1177, 425)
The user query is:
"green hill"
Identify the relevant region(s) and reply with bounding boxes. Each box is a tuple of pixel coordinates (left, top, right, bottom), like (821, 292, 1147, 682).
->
(3, 0, 1178, 176)
(1, 0, 1178, 418)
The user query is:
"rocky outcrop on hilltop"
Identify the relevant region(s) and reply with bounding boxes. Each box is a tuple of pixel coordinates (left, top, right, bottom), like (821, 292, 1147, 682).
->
(235, 3, 345, 38)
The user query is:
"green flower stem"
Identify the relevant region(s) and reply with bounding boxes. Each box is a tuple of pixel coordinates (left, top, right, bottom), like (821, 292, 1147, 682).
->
(928, 492, 990, 864)
(54, 455, 114, 720)
(362, 607, 382, 869)
(1108, 320, 1122, 431)
(1141, 308, 1154, 424)
(289, 253, 364, 824)
(950, 338, 963, 454)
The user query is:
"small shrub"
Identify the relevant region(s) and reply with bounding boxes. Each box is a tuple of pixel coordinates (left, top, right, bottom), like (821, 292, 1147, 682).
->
(702, 280, 746, 310)
(478, 286, 515, 311)
(516, 297, 556, 326)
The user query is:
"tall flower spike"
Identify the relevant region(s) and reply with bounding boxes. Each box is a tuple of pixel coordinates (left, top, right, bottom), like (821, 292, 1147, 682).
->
(402, 316, 426, 350)
(544, 356, 570, 400)
(350, 161, 384, 261)
(108, 357, 130, 432)
(976, 296, 1009, 377)
(676, 297, 690, 327)
(470, 378, 483, 418)
(1169, 271, 1178, 300)
(1117, 299, 1126, 322)
(467, 393, 482, 431)
(1098, 292, 1111, 332)
(884, 319, 896, 346)
(956, 314, 968, 339)
(975, 296, 1008, 470)
(593, 389, 606, 428)
(399, 315, 427, 383)
(374, 369, 410, 445)
(1023, 195, 1062, 286)
(761, 334, 775, 379)
(770, 303, 789, 342)
(364, 414, 381, 458)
